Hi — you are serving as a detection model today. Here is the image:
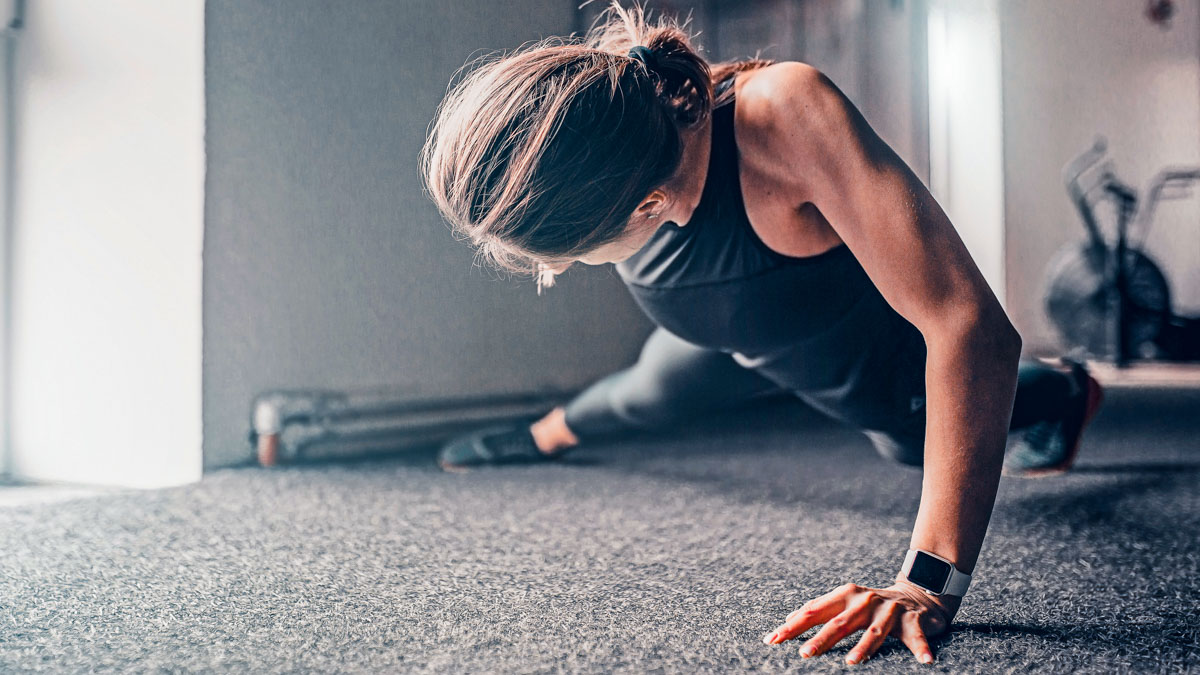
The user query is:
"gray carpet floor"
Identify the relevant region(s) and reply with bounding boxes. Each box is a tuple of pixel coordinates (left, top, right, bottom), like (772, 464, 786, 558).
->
(1, 389, 1198, 674)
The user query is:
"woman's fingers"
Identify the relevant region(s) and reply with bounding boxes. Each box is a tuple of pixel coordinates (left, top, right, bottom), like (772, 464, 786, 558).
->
(898, 611, 935, 664)
(844, 600, 902, 665)
(763, 583, 856, 644)
(798, 590, 877, 657)
(762, 583, 945, 664)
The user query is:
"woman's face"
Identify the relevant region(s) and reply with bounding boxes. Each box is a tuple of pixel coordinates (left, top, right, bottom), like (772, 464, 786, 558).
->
(579, 215, 664, 265)
(540, 215, 662, 277)
(539, 189, 672, 275)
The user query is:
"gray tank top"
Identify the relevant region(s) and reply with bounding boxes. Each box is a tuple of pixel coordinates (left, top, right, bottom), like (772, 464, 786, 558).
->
(615, 75, 928, 434)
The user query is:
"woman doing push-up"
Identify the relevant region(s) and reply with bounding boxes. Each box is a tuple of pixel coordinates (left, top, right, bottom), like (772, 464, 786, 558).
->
(420, 3, 1104, 666)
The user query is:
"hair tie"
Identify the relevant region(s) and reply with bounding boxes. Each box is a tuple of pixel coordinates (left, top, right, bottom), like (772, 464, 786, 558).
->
(627, 45, 658, 73)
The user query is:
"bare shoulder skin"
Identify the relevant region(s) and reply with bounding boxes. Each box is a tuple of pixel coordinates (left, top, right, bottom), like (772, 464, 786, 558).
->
(726, 63, 848, 258)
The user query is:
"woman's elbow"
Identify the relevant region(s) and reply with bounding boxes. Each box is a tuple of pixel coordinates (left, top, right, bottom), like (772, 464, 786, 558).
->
(974, 311, 1023, 363)
(931, 305, 1022, 361)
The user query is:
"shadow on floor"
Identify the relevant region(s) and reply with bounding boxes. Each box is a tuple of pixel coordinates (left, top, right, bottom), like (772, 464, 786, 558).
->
(1071, 461, 1200, 474)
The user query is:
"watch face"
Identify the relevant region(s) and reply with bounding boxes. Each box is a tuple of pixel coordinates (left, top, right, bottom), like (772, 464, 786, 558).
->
(907, 552, 952, 593)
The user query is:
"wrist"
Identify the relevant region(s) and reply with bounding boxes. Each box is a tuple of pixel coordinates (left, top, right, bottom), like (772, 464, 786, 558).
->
(893, 575, 961, 624)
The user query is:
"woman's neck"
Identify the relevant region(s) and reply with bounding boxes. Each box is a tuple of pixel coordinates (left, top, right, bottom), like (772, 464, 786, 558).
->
(661, 114, 714, 227)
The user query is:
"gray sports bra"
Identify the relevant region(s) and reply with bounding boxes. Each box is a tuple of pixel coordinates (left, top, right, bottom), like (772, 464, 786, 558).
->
(615, 75, 929, 433)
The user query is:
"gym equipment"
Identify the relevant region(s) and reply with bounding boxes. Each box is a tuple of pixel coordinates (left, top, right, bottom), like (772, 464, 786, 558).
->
(1044, 136, 1200, 365)
(250, 388, 569, 467)
(1145, 0, 1175, 26)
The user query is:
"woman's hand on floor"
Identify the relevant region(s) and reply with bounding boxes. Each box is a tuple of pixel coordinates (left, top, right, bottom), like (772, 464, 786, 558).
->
(761, 581, 957, 665)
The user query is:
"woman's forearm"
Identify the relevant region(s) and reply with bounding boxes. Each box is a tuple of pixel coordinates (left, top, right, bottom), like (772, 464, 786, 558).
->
(909, 319, 1021, 581)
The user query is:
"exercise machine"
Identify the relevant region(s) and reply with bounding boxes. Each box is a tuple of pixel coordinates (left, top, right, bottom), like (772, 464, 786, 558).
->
(1044, 136, 1200, 366)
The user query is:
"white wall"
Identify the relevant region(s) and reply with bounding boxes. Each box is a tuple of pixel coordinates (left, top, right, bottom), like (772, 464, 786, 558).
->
(927, 0, 1005, 303)
(0, 4, 18, 478)
(9, 0, 204, 487)
(1001, 0, 1200, 354)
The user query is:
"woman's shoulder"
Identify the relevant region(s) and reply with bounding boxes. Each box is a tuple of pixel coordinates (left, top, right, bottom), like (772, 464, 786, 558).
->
(732, 61, 830, 126)
(730, 61, 850, 181)
(734, 61, 823, 89)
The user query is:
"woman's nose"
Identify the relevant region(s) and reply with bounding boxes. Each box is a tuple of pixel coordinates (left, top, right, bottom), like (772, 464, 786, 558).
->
(542, 262, 573, 274)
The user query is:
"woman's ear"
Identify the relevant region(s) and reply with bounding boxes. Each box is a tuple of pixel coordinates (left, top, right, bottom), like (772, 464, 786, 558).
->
(635, 189, 668, 221)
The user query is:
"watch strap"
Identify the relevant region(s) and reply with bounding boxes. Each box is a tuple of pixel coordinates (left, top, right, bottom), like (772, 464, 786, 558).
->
(943, 563, 971, 596)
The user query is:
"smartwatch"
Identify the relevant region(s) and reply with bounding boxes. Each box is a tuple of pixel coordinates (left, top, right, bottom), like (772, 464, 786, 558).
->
(900, 549, 971, 597)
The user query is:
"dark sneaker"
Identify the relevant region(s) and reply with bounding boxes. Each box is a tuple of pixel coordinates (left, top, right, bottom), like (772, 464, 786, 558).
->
(437, 424, 554, 472)
(1003, 360, 1105, 478)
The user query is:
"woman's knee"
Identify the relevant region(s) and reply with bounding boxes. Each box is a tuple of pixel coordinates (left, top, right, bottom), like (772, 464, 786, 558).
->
(562, 366, 689, 435)
(606, 376, 687, 429)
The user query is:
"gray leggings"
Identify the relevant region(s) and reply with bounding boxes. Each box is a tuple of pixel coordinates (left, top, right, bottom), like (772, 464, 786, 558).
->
(563, 327, 1071, 466)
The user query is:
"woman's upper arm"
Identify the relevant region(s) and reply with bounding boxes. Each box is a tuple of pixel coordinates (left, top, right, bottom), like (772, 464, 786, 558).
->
(738, 63, 1009, 339)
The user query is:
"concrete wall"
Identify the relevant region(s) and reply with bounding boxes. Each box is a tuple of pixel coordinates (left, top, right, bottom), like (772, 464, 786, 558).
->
(800, 0, 930, 183)
(582, 1, 931, 180)
(1001, 0, 1200, 354)
(204, 0, 654, 468)
(9, 0, 204, 487)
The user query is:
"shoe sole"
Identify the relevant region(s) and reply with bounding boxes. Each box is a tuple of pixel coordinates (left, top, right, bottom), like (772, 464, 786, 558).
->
(438, 460, 471, 474)
(1006, 373, 1104, 478)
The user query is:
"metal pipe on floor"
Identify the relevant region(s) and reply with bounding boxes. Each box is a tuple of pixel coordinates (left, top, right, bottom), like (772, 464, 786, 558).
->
(249, 388, 571, 466)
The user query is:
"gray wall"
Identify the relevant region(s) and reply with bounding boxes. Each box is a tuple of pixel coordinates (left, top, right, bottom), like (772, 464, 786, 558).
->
(1000, 0, 1200, 354)
(204, 0, 655, 468)
(707, 0, 930, 182)
(798, 0, 929, 183)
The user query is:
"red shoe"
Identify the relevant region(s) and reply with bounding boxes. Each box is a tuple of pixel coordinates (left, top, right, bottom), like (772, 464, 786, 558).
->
(1002, 360, 1105, 478)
